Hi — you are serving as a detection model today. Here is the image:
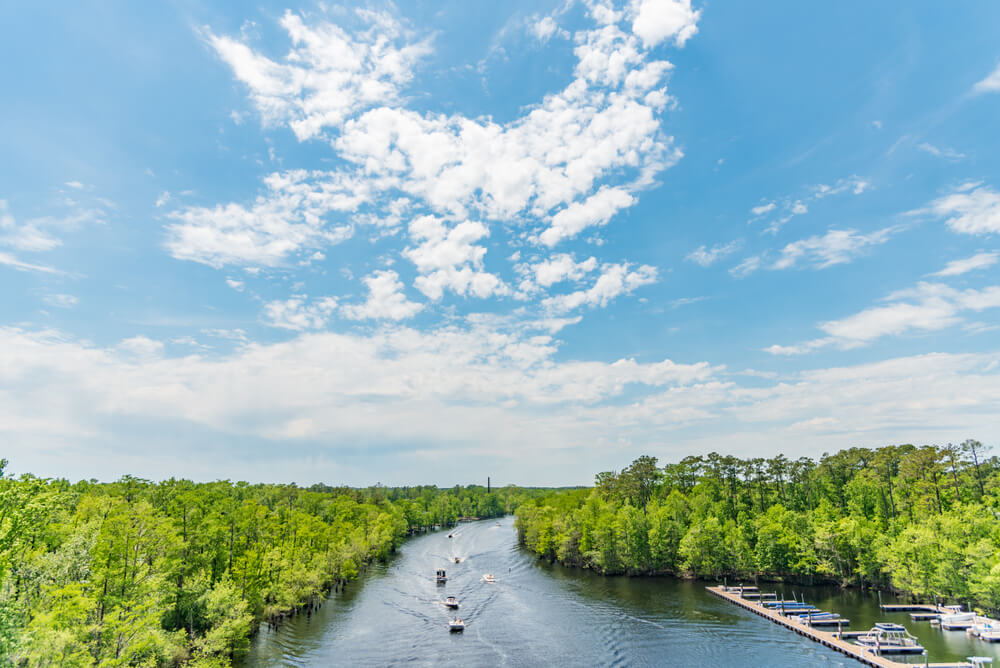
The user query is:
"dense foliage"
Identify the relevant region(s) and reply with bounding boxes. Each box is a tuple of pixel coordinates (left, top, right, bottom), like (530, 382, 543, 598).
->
(515, 442, 1000, 611)
(0, 461, 526, 666)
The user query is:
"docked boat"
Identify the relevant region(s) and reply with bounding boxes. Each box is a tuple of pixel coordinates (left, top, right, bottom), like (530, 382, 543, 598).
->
(449, 618, 465, 632)
(854, 623, 924, 654)
(444, 596, 459, 609)
(940, 605, 976, 630)
(794, 612, 849, 626)
(436, 568, 447, 584)
(482, 573, 496, 583)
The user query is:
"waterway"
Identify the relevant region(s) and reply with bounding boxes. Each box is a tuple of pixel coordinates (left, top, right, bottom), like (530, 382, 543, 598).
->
(243, 516, 1000, 666)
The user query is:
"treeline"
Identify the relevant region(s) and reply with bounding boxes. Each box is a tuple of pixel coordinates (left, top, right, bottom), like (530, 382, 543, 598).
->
(515, 441, 1000, 611)
(0, 462, 529, 666)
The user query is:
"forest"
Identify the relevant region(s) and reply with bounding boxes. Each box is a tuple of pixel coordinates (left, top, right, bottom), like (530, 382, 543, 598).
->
(0, 461, 528, 666)
(515, 441, 1000, 612)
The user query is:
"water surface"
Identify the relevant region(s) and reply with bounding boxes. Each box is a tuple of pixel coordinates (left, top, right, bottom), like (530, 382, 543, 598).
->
(244, 517, 999, 666)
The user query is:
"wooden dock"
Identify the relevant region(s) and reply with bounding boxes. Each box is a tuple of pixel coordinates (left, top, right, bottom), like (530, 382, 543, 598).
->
(706, 586, 975, 668)
(881, 603, 942, 613)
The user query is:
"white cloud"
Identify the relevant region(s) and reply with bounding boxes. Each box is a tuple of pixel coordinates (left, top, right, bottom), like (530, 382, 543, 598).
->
(65, 181, 85, 190)
(926, 184, 1000, 236)
(767, 281, 1000, 354)
(771, 227, 898, 270)
(42, 294, 78, 309)
(542, 262, 657, 312)
(540, 187, 635, 247)
(0, 199, 61, 252)
(527, 253, 598, 288)
(0, 252, 61, 274)
(226, 278, 245, 291)
(686, 240, 739, 267)
(973, 62, 1000, 94)
(932, 252, 998, 277)
(729, 255, 761, 278)
(918, 143, 965, 161)
(263, 295, 339, 330)
(403, 216, 507, 300)
(629, 0, 701, 48)
(116, 336, 165, 359)
(164, 170, 362, 267)
(208, 10, 431, 140)
(3, 325, 998, 484)
(342, 270, 423, 321)
(155, 191, 171, 208)
(751, 202, 775, 216)
(529, 16, 564, 42)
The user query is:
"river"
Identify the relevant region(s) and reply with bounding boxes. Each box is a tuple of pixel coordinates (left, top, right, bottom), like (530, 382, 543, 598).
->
(243, 516, 1000, 666)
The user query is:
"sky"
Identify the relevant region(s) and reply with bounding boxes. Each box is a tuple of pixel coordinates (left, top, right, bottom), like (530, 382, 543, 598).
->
(2, 0, 999, 486)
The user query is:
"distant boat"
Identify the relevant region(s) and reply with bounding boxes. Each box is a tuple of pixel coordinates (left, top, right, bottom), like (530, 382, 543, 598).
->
(854, 623, 924, 654)
(495, 522, 501, 527)
(449, 618, 465, 632)
(482, 573, 496, 583)
(453, 557, 461, 563)
(448, 533, 454, 538)
(436, 568, 447, 584)
(444, 596, 459, 609)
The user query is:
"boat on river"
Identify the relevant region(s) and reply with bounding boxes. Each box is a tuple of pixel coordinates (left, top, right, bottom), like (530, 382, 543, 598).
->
(854, 623, 924, 654)
(436, 568, 447, 583)
(969, 615, 1000, 641)
(453, 557, 461, 563)
(449, 618, 465, 632)
(482, 573, 496, 583)
(444, 596, 459, 609)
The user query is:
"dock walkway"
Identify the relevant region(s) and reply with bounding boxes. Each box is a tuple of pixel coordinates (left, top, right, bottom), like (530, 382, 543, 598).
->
(707, 586, 974, 668)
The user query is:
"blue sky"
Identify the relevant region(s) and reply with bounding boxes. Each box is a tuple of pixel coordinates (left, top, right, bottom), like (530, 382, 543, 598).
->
(2, 0, 999, 486)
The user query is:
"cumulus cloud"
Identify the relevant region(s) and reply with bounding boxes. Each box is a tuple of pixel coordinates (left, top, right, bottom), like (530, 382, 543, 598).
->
(767, 281, 1000, 354)
(263, 295, 339, 330)
(208, 9, 431, 140)
(403, 216, 507, 300)
(542, 262, 657, 312)
(629, 0, 701, 48)
(926, 183, 1000, 236)
(771, 227, 898, 270)
(164, 170, 362, 267)
(341, 270, 423, 320)
(932, 252, 998, 277)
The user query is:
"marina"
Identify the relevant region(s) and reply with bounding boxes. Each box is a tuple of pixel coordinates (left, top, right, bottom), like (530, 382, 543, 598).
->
(708, 586, 991, 668)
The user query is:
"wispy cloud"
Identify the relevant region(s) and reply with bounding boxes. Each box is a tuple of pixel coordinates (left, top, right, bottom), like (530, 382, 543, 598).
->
(767, 281, 1000, 354)
(931, 252, 998, 277)
(917, 142, 965, 161)
(686, 240, 739, 267)
(973, 62, 1000, 94)
(42, 294, 78, 309)
(924, 182, 1000, 236)
(771, 227, 899, 270)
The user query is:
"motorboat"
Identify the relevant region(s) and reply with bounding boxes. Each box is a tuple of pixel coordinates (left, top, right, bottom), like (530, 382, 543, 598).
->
(435, 568, 447, 584)
(453, 557, 461, 563)
(940, 605, 976, 630)
(970, 615, 1000, 641)
(449, 618, 465, 632)
(854, 623, 924, 654)
(448, 533, 454, 538)
(794, 612, 849, 626)
(444, 596, 459, 609)
(482, 573, 496, 583)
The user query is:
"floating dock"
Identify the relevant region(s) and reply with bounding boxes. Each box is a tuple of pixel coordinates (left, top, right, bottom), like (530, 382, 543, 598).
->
(707, 586, 977, 668)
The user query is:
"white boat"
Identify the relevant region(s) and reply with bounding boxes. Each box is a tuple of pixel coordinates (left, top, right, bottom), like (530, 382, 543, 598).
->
(444, 596, 459, 609)
(482, 573, 496, 583)
(854, 623, 924, 654)
(940, 605, 976, 630)
(449, 618, 465, 632)
(453, 556, 461, 563)
(435, 568, 447, 583)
